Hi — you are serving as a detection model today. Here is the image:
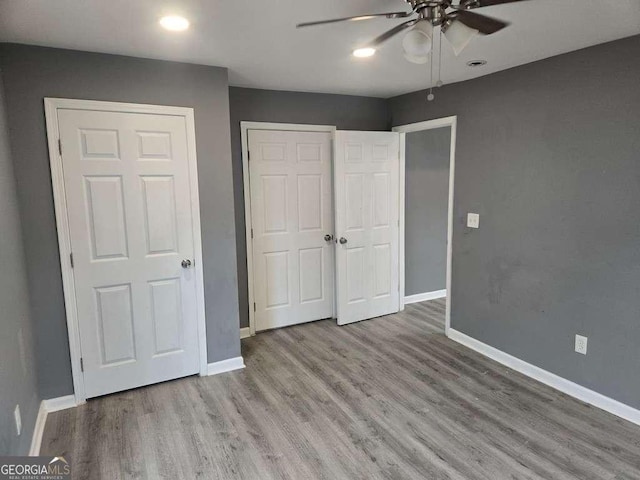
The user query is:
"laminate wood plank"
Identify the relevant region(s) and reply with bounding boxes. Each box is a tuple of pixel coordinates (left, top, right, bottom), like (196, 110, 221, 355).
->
(41, 299, 640, 479)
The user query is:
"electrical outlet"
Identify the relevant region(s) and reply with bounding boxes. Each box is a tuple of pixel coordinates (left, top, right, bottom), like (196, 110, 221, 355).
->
(18, 327, 28, 375)
(14, 405, 21, 436)
(575, 334, 588, 355)
(467, 213, 480, 229)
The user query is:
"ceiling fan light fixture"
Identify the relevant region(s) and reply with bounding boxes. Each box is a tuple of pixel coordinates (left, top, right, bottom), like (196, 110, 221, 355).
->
(403, 52, 430, 64)
(443, 19, 478, 56)
(402, 21, 433, 64)
(353, 47, 376, 58)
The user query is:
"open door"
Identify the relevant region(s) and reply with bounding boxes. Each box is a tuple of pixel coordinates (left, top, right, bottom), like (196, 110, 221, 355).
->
(334, 131, 400, 325)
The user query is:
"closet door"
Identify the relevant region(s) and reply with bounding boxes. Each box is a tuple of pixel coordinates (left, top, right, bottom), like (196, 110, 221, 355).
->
(57, 107, 202, 398)
(249, 129, 334, 331)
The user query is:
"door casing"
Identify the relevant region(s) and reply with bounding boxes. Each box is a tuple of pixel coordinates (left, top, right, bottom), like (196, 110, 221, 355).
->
(393, 116, 457, 335)
(45, 98, 208, 405)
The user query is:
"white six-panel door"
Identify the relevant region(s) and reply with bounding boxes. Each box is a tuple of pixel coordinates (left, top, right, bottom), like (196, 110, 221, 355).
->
(335, 131, 400, 325)
(58, 108, 201, 398)
(248, 130, 334, 331)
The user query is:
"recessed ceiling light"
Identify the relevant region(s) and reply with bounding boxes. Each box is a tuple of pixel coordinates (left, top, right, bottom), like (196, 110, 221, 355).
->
(467, 60, 487, 67)
(159, 15, 190, 32)
(353, 47, 376, 58)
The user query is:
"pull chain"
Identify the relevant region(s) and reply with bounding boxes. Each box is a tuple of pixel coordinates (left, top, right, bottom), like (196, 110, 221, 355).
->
(427, 46, 435, 101)
(436, 27, 444, 88)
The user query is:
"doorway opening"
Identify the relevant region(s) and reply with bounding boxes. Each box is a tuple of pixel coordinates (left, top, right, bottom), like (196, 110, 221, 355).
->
(394, 116, 457, 334)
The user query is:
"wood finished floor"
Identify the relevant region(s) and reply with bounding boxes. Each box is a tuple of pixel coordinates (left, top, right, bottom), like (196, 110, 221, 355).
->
(41, 299, 640, 479)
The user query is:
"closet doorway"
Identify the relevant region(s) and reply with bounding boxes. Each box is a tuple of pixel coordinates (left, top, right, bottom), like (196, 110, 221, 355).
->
(241, 122, 403, 334)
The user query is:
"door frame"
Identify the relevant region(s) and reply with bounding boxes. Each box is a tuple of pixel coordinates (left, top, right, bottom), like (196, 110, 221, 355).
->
(393, 116, 457, 335)
(44, 98, 208, 405)
(241, 122, 337, 336)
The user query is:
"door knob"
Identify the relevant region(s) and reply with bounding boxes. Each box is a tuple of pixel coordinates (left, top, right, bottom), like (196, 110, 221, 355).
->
(339, 237, 348, 244)
(181, 259, 192, 268)
(324, 234, 334, 242)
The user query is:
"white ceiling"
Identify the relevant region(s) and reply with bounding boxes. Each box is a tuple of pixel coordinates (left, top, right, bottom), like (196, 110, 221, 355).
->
(1, 0, 639, 98)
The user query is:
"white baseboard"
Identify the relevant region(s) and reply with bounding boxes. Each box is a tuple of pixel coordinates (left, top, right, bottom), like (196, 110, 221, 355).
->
(29, 395, 78, 456)
(29, 401, 48, 456)
(240, 327, 252, 339)
(207, 356, 245, 376)
(404, 289, 447, 304)
(43, 395, 77, 413)
(448, 328, 640, 427)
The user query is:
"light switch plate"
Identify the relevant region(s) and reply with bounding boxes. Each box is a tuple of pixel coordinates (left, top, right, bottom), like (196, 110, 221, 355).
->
(467, 213, 480, 229)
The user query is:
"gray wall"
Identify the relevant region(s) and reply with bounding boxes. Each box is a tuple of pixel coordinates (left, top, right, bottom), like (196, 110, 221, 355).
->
(0, 73, 40, 454)
(390, 34, 640, 409)
(229, 87, 389, 328)
(404, 127, 450, 296)
(3, 33, 639, 412)
(0, 44, 240, 399)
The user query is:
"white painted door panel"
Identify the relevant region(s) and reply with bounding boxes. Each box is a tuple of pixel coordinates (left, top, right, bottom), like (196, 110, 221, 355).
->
(335, 131, 400, 325)
(58, 109, 200, 398)
(249, 130, 334, 331)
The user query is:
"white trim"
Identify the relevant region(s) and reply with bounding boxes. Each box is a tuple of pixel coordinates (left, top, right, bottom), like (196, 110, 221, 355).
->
(393, 116, 457, 335)
(43, 395, 77, 413)
(29, 402, 47, 456)
(44, 98, 85, 403)
(404, 289, 447, 304)
(241, 121, 338, 133)
(240, 327, 251, 339)
(446, 119, 457, 336)
(29, 395, 78, 455)
(44, 98, 208, 404)
(448, 329, 640, 427)
(184, 108, 209, 378)
(394, 116, 458, 133)
(398, 133, 406, 310)
(207, 356, 246, 376)
(240, 121, 337, 336)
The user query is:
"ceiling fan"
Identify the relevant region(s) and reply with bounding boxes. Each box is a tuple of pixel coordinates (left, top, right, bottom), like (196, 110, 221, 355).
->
(297, 0, 528, 63)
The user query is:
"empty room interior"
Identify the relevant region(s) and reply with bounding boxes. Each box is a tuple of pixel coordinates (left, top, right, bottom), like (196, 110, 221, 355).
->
(1, 0, 640, 478)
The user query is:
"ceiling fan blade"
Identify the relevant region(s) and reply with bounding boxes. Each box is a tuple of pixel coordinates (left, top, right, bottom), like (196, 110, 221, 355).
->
(297, 11, 412, 28)
(454, 10, 509, 34)
(474, 0, 527, 4)
(364, 19, 419, 48)
(460, 0, 530, 7)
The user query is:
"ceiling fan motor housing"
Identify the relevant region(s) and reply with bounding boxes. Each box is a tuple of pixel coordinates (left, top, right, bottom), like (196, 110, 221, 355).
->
(407, 0, 453, 7)
(408, 1, 450, 26)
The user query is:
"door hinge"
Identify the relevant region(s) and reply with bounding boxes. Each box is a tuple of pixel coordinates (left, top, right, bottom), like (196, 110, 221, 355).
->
(251, 228, 254, 239)
(70, 252, 74, 268)
(253, 302, 256, 312)
(248, 150, 251, 161)
(80, 357, 84, 372)
(58, 139, 63, 155)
